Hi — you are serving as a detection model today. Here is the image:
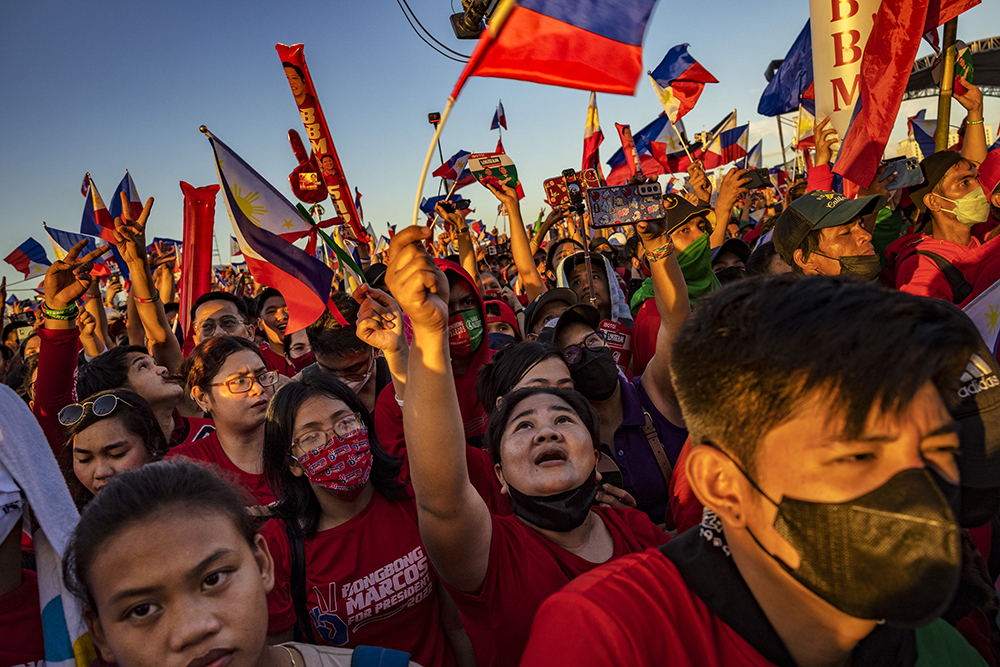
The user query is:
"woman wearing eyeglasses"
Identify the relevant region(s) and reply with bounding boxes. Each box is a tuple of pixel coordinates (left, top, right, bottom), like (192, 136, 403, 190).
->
(59, 388, 168, 507)
(258, 374, 475, 667)
(166, 335, 278, 505)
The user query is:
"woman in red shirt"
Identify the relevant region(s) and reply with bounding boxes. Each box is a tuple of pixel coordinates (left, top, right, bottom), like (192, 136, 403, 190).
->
(166, 336, 277, 505)
(387, 226, 668, 667)
(259, 374, 473, 667)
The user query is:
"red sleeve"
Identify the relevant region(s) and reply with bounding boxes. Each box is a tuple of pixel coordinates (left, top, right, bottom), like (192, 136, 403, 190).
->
(629, 300, 659, 377)
(806, 164, 833, 193)
(668, 438, 705, 534)
(445, 514, 525, 627)
(32, 327, 81, 457)
(374, 383, 410, 484)
(261, 519, 296, 635)
(894, 252, 955, 301)
(520, 589, 641, 667)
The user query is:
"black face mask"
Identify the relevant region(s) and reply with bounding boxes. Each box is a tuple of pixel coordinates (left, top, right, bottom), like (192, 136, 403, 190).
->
(714, 266, 747, 284)
(488, 332, 516, 351)
(749, 467, 961, 626)
(569, 348, 619, 401)
(814, 252, 882, 281)
(505, 467, 599, 532)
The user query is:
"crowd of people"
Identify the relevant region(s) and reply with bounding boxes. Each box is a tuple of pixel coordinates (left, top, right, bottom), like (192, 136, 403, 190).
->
(3, 74, 1000, 667)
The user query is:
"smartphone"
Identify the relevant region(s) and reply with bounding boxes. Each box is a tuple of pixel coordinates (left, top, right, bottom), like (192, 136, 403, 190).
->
(881, 157, 923, 191)
(743, 168, 772, 190)
(487, 246, 498, 256)
(439, 198, 471, 214)
(543, 168, 601, 206)
(586, 182, 663, 229)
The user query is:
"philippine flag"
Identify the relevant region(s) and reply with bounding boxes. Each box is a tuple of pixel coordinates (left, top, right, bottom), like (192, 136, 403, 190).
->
(701, 111, 739, 169)
(4, 238, 51, 279)
(204, 129, 345, 330)
(79, 178, 115, 242)
(648, 44, 718, 123)
(742, 140, 763, 169)
(433, 150, 476, 191)
(582, 91, 604, 173)
(454, 0, 659, 96)
(717, 123, 750, 166)
(109, 171, 143, 222)
(43, 224, 111, 277)
(907, 109, 937, 159)
(491, 100, 507, 130)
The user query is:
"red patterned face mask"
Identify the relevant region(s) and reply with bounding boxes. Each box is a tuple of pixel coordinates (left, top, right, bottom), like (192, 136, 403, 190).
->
(295, 427, 372, 500)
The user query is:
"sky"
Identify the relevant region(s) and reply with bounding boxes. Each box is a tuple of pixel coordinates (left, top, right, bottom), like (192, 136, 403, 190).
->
(2, 0, 999, 296)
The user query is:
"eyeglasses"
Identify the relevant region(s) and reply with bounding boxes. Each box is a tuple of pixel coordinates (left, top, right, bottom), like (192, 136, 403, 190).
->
(562, 331, 607, 365)
(196, 316, 246, 337)
(323, 352, 376, 384)
(210, 370, 279, 394)
(293, 413, 363, 451)
(58, 394, 134, 426)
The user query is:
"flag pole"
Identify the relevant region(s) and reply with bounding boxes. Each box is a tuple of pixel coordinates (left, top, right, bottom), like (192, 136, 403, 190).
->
(776, 115, 789, 169)
(413, 96, 456, 227)
(934, 18, 959, 152)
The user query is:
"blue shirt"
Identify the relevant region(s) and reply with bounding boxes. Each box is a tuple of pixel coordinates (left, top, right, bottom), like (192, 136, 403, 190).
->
(605, 375, 688, 523)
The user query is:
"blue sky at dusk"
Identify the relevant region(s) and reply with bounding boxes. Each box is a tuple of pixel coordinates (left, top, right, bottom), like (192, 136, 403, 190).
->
(1, 0, 999, 295)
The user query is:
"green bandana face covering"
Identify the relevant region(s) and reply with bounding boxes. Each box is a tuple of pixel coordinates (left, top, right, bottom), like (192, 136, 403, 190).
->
(675, 232, 721, 301)
(448, 308, 484, 358)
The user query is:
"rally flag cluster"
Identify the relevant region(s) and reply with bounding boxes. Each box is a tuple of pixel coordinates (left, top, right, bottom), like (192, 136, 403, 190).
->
(4, 238, 51, 279)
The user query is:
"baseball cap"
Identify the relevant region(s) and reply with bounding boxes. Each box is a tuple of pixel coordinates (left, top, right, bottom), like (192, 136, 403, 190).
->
(662, 193, 716, 235)
(484, 298, 521, 338)
(772, 190, 886, 266)
(561, 251, 608, 280)
(536, 303, 601, 346)
(608, 232, 628, 247)
(364, 262, 388, 287)
(978, 149, 1000, 199)
(523, 288, 577, 336)
(711, 238, 751, 266)
(909, 150, 967, 211)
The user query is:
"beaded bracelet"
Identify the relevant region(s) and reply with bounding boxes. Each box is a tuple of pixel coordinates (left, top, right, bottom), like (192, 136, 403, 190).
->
(41, 303, 80, 321)
(644, 238, 676, 263)
(133, 289, 160, 304)
(966, 119, 984, 126)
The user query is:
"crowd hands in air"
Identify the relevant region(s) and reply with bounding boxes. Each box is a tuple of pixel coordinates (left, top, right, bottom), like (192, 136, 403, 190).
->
(3, 75, 1000, 667)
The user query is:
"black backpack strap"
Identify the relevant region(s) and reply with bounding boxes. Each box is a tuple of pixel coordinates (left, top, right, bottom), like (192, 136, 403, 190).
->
(914, 250, 974, 304)
(283, 517, 316, 644)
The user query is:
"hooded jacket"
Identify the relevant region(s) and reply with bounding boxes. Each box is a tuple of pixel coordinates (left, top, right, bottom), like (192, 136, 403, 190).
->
(555, 252, 633, 327)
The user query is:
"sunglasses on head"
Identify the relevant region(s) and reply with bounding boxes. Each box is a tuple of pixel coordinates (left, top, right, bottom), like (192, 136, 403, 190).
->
(58, 394, 133, 427)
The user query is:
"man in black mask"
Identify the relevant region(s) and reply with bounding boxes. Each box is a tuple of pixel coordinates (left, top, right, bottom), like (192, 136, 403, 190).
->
(773, 190, 886, 280)
(521, 276, 986, 667)
(711, 238, 751, 284)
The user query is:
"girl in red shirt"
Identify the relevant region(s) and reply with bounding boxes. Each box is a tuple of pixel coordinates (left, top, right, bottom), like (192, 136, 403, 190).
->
(166, 336, 277, 505)
(259, 374, 472, 667)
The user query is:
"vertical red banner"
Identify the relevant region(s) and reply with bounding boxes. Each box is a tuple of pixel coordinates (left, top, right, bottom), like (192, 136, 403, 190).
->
(179, 182, 219, 336)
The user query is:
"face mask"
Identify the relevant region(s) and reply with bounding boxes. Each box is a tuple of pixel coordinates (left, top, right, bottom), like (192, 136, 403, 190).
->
(675, 232, 721, 301)
(738, 461, 961, 627)
(938, 187, 991, 227)
(506, 467, 599, 532)
(714, 266, 746, 284)
(813, 252, 882, 282)
(448, 308, 484, 358)
(488, 332, 516, 351)
(569, 348, 619, 401)
(295, 427, 373, 501)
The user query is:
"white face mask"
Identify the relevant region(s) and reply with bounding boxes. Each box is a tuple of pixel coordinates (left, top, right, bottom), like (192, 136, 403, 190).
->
(937, 186, 991, 227)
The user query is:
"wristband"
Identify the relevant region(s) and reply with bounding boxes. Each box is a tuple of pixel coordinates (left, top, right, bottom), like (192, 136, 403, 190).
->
(643, 238, 676, 263)
(82, 293, 99, 299)
(133, 289, 160, 304)
(966, 119, 984, 125)
(42, 304, 80, 321)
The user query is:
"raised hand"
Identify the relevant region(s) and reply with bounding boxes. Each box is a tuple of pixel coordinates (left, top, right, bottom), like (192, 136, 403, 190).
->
(686, 160, 712, 203)
(113, 192, 154, 266)
(44, 239, 112, 309)
(484, 182, 519, 212)
(353, 283, 406, 353)
(386, 226, 449, 332)
(813, 117, 839, 167)
(858, 163, 897, 201)
(434, 202, 466, 232)
(953, 74, 983, 117)
(716, 167, 752, 212)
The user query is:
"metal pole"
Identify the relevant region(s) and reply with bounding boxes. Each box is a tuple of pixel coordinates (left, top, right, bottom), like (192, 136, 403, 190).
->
(935, 18, 959, 152)
(776, 115, 789, 169)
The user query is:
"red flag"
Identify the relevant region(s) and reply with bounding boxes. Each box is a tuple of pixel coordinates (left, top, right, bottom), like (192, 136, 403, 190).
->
(834, 0, 980, 194)
(178, 182, 219, 336)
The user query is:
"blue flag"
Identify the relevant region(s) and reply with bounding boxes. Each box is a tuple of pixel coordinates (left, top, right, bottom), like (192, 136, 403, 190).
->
(758, 21, 812, 117)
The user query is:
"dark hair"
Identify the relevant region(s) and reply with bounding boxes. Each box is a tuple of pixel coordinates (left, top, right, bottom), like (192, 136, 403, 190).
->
(61, 388, 169, 508)
(546, 238, 584, 274)
(63, 459, 256, 612)
(476, 342, 565, 413)
(190, 291, 249, 324)
(183, 335, 264, 394)
(76, 345, 149, 399)
(624, 233, 645, 261)
(282, 62, 304, 79)
(670, 275, 980, 477)
(786, 179, 808, 204)
(255, 288, 283, 319)
(21, 353, 39, 400)
(163, 301, 180, 316)
(19, 332, 38, 361)
(745, 241, 779, 277)
(306, 292, 365, 360)
(485, 386, 599, 466)
(263, 374, 406, 536)
(790, 228, 823, 273)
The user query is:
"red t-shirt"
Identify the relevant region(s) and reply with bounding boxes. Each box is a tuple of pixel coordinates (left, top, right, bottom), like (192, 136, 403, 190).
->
(629, 298, 659, 377)
(519, 547, 781, 667)
(169, 409, 215, 448)
(0, 569, 45, 667)
(261, 494, 456, 667)
(165, 431, 274, 505)
(260, 344, 296, 377)
(445, 507, 667, 667)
